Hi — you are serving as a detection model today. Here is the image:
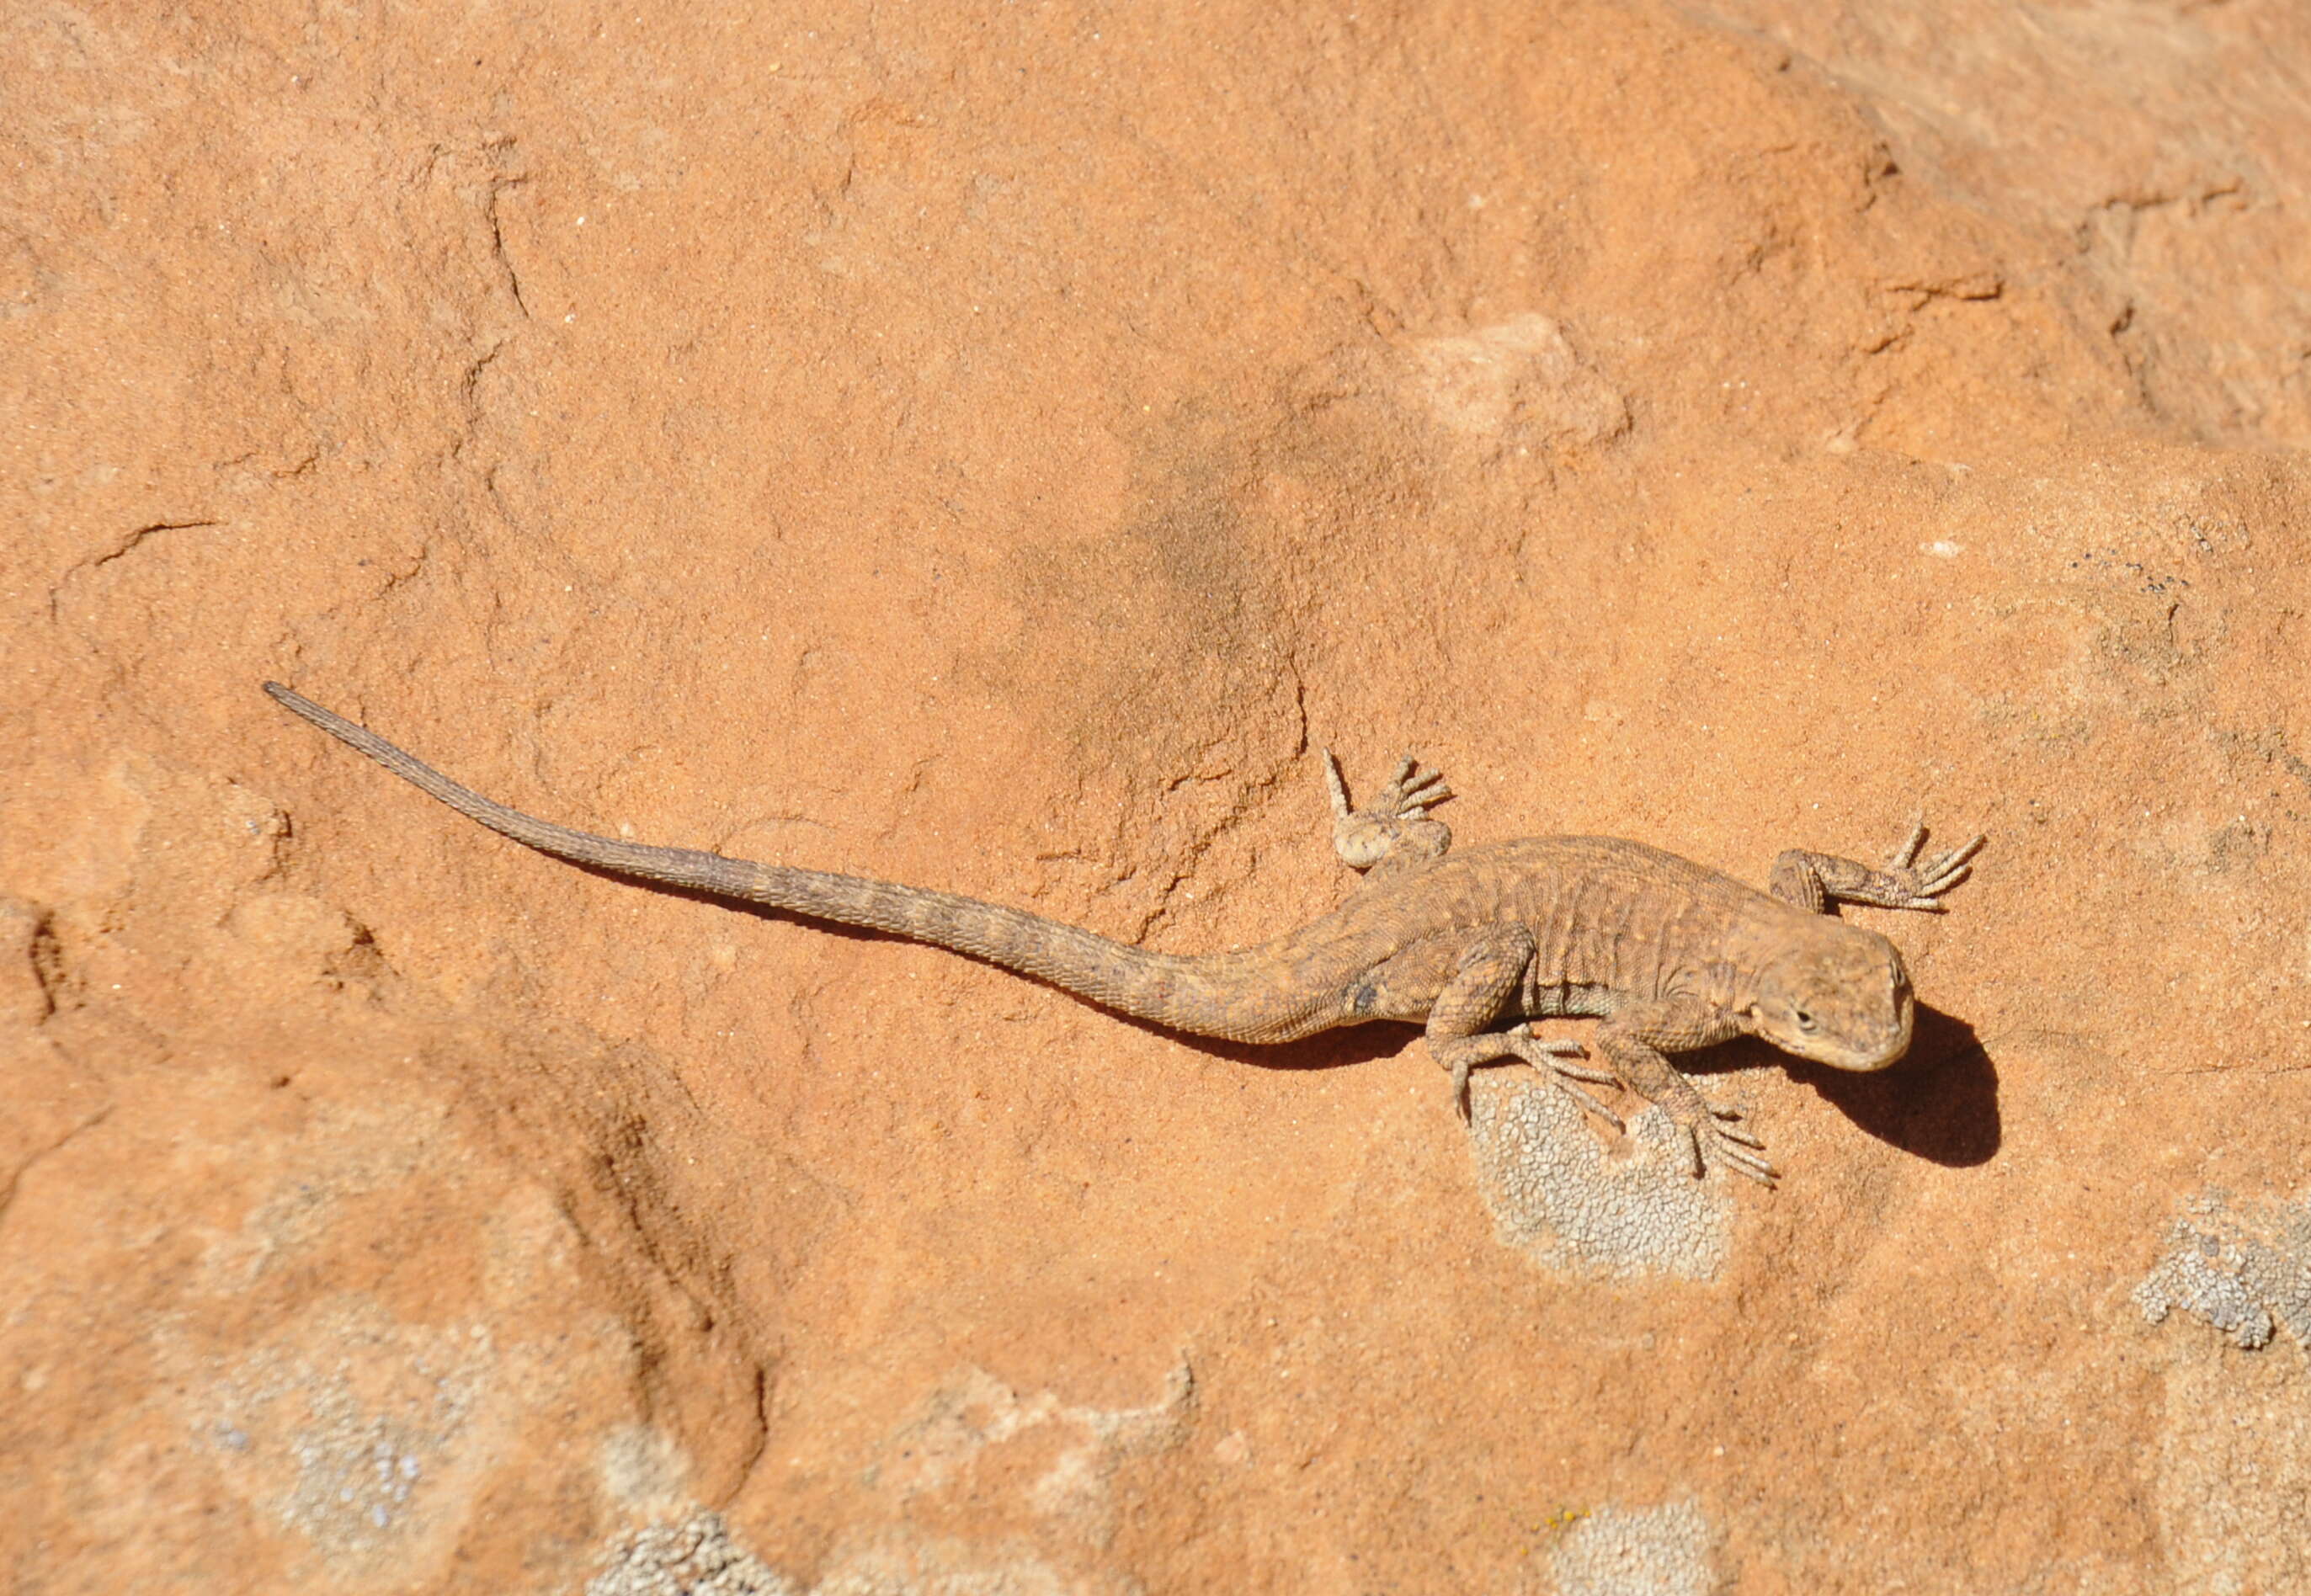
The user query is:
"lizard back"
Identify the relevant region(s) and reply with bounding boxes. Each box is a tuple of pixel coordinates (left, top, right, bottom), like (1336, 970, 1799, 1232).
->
(1285, 835, 1799, 1021)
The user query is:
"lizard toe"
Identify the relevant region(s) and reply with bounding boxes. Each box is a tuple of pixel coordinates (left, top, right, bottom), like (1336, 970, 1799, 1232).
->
(1930, 834, 1988, 871)
(1885, 831, 1984, 905)
(1667, 1100, 1777, 1183)
(1550, 1074, 1625, 1133)
(1883, 819, 1930, 871)
(1917, 857, 1977, 895)
(1698, 1115, 1778, 1181)
(1504, 1029, 1616, 1084)
(1715, 1138, 1780, 1184)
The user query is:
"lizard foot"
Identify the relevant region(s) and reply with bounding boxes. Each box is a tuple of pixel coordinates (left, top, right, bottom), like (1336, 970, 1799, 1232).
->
(1879, 822, 1986, 911)
(1440, 1030, 1623, 1131)
(1665, 1102, 1777, 1186)
(1502, 1025, 1624, 1132)
(1335, 751, 1450, 819)
(1325, 751, 1452, 870)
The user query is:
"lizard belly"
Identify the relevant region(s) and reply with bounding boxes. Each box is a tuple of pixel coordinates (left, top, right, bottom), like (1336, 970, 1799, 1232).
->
(1520, 981, 1618, 1019)
(1345, 928, 1629, 1025)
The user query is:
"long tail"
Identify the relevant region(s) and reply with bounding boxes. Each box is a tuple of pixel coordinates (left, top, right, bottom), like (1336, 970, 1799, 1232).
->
(263, 684, 1343, 1043)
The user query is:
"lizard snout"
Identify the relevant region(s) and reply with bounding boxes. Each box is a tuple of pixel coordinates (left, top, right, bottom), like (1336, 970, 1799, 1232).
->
(1753, 939, 1914, 1070)
(1838, 960, 1914, 1070)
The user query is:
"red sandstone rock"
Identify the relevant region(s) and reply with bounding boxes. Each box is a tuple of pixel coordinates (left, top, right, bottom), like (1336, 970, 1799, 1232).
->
(6, 3, 2310, 1591)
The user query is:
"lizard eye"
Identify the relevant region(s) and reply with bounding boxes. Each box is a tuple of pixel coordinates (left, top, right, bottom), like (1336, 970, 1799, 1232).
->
(1793, 1008, 1817, 1031)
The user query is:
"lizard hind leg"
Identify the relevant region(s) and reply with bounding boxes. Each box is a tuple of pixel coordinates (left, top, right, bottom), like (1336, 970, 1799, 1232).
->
(1591, 1019, 1779, 1186)
(1503, 1024, 1627, 1131)
(1419, 925, 1595, 1120)
(1323, 749, 1453, 880)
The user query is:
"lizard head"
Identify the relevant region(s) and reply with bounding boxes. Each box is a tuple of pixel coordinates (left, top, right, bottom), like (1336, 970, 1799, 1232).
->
(1746, 928, 1914, 1071)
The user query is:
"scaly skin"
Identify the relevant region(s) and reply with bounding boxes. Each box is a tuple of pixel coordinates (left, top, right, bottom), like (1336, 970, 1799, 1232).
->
(264, 684, 1983, 1184)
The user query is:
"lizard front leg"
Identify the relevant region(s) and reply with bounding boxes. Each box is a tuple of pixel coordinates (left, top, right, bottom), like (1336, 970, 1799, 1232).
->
(1420, 924, 1616, 1125)
(1593, 997, 1777, 1184)
(1325, 750, 1452, 881)
(1770, 822, 1984, 915)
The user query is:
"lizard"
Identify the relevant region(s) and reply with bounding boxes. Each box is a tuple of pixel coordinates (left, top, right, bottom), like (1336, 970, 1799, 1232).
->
(263, 682, 1982, 1183)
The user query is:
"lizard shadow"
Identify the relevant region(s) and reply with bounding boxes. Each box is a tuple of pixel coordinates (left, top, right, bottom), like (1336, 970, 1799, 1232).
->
(1690, 1001, 2000, 1167)
(1135, 1021, 1413, 1074)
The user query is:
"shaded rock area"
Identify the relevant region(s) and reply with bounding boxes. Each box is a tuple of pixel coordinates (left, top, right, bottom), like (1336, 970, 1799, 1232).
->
(6, 2, 2311, 1591)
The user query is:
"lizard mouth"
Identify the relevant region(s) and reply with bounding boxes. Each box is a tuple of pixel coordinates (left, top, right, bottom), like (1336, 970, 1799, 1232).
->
(1845, 989, 1914, 1071)
(1789, 989, 1912, 1071)
(1872, 992, 1915, 1067)
(1833, 966, 1915, 1071)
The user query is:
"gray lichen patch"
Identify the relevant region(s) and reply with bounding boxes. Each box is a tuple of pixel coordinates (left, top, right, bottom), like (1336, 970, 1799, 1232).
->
(583, 1365, 1191, 1596)
(588, 1513, 798, 1596)
(2135, 1189, 2311, 1350)
(190, 1298, 491, 1567)
(1542, 1500, 1716, 1596)
(586, 1512, 1109, 1596)
(280, 1402, 438, 1550)
(1468, 1079, 1731, 1280)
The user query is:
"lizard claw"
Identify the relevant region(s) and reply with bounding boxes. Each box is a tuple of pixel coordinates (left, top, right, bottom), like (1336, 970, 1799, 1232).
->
(1680, 1122, 1779, 1184)
(1712, 1138, 1780, 1185)
(1504, 1025, 1618, 1085)
(1322, 748, 1355, 821)
(1883, 820, 1931, 872)
(1502, 1022, 1584, 1058)
(1328, 750, 1451, 822)
(1666, 1104, 1779, 1184)
(1550, 1075, 1624, 1132)
(1503, 1028, 1625, 1131)
(1371, 754, 1452, 820)
(1882, 824, 1985, 911)
(1385, 762, 1451, 821)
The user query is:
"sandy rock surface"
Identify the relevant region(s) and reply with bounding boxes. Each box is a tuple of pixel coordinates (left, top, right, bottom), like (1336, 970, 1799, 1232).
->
(7, 3, 2311, 1591)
